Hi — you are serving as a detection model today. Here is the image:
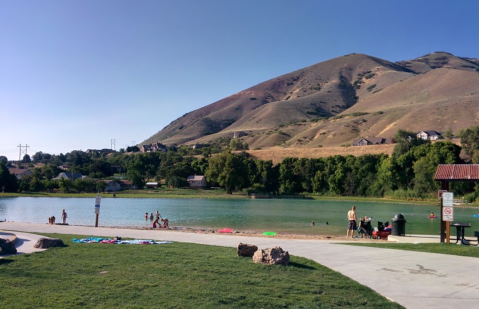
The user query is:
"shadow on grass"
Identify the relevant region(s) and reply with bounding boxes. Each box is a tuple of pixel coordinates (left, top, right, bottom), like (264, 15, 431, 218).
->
(288, 261, 316, 270)
(0, 258, 14, 265)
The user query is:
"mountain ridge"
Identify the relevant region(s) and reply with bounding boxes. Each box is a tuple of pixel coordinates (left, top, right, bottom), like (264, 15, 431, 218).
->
(142, 52, 479, 149)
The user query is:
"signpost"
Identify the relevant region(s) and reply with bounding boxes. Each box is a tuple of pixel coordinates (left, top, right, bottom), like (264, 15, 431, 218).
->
(95, 195, 101, 227)
(441, 192, 454, 243)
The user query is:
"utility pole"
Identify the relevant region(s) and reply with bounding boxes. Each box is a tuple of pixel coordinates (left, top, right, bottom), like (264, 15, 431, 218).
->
(17, 144, 30, 168)
(111, 139, 116, 151)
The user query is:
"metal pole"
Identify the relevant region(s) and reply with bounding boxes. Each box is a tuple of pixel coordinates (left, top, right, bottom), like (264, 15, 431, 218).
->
(440, 180, 450, 243)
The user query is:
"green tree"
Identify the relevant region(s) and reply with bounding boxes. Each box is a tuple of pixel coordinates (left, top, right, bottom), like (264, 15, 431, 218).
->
(459, 125, 479, 161)
(205, 153, 248, 194)
(0, 161, 18, 192)
(229, 139, 249, 151)
(167, 176, 189, 188)
(44, 179, 59, 193)
(392, 129, 427, 158)
(412, 157, 437, 195)
(443, 128, 453, 140)
(96, 180, 107, 193)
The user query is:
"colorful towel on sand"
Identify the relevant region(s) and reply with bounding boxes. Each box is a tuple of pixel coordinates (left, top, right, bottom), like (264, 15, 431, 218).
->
(72, 237, 173, 245)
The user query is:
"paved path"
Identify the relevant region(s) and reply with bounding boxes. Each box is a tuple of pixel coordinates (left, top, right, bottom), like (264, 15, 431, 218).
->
(2, 222, 479, 309)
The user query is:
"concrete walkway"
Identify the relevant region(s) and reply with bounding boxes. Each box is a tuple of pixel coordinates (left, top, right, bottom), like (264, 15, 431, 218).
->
(2, 222, 479, 309)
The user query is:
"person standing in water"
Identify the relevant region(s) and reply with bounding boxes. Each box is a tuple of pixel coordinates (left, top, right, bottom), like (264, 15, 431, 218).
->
(61, 209, 67, 224)
(346, 206, 357, 238)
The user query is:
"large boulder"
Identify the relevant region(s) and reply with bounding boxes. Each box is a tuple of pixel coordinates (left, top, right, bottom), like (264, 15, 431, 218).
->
(237, 243, 258, 257)
(253, 246, 290, 265)
(34, 238, 65, 249)
(0, 238, 17, 255)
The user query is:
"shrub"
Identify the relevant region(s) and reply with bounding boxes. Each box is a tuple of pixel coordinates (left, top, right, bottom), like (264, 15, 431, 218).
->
(367, 84, 377, 92)
(373, 111, 384, 115)
(250, 97, 257, 100)
(464, 192, 478, 203)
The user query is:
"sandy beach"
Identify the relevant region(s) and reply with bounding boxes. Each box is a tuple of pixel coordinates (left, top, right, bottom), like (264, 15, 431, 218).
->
(100, 224, 382, 242)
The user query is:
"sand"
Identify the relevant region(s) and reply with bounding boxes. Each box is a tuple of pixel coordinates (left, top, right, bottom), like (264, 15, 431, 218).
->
(102, 225, 383, 242)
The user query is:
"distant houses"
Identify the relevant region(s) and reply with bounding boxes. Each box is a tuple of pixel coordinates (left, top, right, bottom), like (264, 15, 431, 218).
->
(53, 172, 85, 181)
(417, 130, 441, 141)
(8, 168, 33, 180)
(187, 175, 207, 188)
(140, 142, 167, 153)
(352, 137, 394, 146)
(233, 131, 246, 138)
(119, 180, 135, 190)
(102, 180, 121, 192)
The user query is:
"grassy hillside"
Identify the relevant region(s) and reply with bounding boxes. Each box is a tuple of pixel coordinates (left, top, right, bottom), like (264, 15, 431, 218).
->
(142, 52, 479, 150)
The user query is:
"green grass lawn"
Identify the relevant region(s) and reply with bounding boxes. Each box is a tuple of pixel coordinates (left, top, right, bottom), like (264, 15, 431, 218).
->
(0, 233, 403, 309)
(344, 242, 479, 258)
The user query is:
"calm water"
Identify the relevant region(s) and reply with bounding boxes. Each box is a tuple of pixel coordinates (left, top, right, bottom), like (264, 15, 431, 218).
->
(1, 197, 478, 236)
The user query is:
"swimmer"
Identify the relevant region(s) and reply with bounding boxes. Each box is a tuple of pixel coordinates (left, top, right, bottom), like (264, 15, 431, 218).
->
(145, 212, 148, 220)
(311, 221, 315, 226)
(149, 213, 154, 220)
(326, 222, 329, 225)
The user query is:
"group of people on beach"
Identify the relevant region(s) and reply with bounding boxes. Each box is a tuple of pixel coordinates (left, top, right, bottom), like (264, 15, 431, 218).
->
(48, 209, 68, 225)
(346, 206, 372, 238)
(145, 210, 168, 229)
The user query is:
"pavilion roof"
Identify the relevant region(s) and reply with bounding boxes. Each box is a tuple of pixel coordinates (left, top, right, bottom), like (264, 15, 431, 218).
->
(435, 164, 479, 181)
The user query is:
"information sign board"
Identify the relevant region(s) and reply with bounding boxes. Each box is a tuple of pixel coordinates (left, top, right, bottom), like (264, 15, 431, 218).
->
(438, 190, 448, 198)
(442, 192, 454, 207)
(443, 206, 454, 221)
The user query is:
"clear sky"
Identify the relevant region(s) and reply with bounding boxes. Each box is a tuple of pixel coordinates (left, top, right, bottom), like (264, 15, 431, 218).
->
(1, 0, 478, 160)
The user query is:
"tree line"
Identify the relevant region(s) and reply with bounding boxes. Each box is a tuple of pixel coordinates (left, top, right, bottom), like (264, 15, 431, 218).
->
(1, 126, 479, 201)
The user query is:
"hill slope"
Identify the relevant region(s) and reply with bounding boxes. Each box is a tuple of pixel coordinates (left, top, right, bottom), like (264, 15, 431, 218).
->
(142, 52, 479, 149)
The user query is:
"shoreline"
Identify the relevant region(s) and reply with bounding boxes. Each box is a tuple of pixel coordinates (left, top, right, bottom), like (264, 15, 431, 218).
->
(90, 224, 383, 242)
(2, 192, 477, 207)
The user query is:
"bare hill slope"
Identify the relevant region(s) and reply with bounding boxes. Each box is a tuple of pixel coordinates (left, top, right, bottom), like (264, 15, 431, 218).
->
(142, 52, 479, 150)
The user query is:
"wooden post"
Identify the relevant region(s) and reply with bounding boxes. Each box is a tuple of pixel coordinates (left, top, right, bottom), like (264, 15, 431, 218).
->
(95, 213, 99, 227)
(446, 222, 450, 243)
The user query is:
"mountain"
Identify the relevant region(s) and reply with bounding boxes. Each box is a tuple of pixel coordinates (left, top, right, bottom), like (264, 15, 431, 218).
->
(142, 52, 479, 149)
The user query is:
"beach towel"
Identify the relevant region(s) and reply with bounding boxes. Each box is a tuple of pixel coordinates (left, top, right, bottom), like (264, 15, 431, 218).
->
(73, 238, 173, 245)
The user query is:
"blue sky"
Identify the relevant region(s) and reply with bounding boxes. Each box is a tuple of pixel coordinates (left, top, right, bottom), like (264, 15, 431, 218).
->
(1, 0, 478, 159)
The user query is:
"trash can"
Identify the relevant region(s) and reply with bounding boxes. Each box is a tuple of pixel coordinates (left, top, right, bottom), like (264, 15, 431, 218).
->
(392, 213, 406, 236)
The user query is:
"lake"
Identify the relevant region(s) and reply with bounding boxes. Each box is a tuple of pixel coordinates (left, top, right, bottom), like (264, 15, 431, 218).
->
(1, 197, 478, 236)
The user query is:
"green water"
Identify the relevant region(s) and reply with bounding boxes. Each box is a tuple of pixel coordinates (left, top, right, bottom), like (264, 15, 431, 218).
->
(1, 197, 478, 236)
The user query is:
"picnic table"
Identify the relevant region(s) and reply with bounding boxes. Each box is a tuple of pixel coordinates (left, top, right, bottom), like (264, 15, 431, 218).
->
(450, 222, 471, 245)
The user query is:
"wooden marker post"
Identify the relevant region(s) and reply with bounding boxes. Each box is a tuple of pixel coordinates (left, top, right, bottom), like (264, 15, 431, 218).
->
(95, 195, 101, 227)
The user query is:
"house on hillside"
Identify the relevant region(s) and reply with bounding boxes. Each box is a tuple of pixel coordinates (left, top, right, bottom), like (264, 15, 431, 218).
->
(187, 175, 207, 188)
(8, 168, 33, 180)
(140, 142, 167, 153)
(102, 180, 121, 192)
(53, 172, 85, 181)
(417, 130, 441, 141)
(352, 137, 394, 146)
(233, 131, 246, 138)
(58, 165, 71, 171)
